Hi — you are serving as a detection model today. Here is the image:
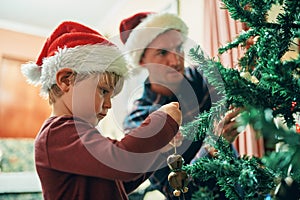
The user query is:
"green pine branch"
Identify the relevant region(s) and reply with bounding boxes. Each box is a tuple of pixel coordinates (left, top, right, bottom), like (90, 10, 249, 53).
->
(182, 0, 300, 199)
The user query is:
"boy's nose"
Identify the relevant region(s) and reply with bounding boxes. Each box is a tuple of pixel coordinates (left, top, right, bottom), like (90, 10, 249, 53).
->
(103, 98, 112, 109)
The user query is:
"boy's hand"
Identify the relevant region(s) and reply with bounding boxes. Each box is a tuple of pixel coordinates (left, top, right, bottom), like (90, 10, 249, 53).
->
(158, 102, 182, 126)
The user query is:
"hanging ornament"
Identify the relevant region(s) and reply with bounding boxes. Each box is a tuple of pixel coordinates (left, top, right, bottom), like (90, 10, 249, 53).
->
(274, 165, 300, 200)
(167, 154, 189, 197)
(290, 101, 297, 112)
(167, 137, 189, 197)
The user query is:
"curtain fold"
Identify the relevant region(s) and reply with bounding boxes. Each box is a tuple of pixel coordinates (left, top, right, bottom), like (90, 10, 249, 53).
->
(202, 0, 264, 157)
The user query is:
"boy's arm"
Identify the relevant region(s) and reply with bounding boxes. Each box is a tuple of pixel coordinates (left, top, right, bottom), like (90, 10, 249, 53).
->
(123, 103, 159, 132)
(39, 111, 179, 182)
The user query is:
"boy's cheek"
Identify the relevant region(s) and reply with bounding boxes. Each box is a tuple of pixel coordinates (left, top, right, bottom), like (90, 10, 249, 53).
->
(72, 91, 96, 116)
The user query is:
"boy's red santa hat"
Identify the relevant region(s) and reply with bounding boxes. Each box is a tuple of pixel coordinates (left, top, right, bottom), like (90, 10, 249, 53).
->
(21, 21, 128, 97)
(119, 12, 188, 67)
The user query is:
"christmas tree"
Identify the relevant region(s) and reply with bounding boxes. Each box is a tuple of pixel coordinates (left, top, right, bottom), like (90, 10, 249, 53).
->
(182, 0, 300, 199)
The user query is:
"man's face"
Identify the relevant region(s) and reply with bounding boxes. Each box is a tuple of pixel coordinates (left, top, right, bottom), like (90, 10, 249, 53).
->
(140, 29, 185, 86)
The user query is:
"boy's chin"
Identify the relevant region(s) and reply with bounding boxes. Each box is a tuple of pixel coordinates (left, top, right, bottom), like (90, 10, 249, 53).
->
(86, 117, 100, 127)
(166, 75, 184, 84)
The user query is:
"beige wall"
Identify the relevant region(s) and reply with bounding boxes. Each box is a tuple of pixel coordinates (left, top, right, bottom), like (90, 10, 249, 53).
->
(0, 29, 50, 138)
(0, 28, 45, 61)
(180, 0, 204, 45)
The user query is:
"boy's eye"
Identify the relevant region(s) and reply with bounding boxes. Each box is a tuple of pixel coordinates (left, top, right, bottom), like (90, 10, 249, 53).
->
(99, 87, 110, 95)
(158, 49, 168, 56)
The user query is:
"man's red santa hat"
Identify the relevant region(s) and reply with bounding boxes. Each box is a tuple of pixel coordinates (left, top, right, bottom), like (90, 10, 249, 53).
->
(21, 21, 128, 97)
(119, 12, 188, 67)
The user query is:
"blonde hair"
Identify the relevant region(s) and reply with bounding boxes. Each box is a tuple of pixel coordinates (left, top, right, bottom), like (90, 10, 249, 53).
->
(48, 71, 124, 104)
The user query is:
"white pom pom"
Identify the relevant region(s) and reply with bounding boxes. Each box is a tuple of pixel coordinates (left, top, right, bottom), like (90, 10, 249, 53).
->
(21, 62, 42, 85)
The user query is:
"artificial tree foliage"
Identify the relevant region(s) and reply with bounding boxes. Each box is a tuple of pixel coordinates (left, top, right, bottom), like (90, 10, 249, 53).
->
(181, 0, 300, 199)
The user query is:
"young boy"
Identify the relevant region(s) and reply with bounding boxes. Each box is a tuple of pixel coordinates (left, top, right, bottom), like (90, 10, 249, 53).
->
(21, 21, 182, 200)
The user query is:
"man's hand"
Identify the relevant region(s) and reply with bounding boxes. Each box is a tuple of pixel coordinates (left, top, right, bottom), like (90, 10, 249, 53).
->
(215, 107, 243, 143)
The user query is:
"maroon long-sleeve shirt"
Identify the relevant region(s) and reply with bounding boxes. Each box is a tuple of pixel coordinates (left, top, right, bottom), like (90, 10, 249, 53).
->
(35, 111, 178, 200)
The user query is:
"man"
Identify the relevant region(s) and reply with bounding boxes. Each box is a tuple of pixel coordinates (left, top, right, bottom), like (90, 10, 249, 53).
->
(119, 12, 241, 199)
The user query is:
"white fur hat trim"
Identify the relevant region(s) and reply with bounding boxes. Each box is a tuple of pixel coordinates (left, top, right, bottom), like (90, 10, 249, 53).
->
(21, 44, 128, 98)
(124, 13, 188, 67)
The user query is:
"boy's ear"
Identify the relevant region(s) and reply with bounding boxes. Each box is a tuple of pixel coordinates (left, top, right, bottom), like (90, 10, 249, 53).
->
(56, 68, 75, 92)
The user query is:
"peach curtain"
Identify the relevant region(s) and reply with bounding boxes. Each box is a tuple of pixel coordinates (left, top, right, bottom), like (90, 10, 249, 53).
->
(201, 0, 264, 157)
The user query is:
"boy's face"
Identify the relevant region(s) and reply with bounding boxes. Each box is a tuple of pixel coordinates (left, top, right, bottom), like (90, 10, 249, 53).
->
(71, 75, 114, 126)
(140, 29, 185, 86)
